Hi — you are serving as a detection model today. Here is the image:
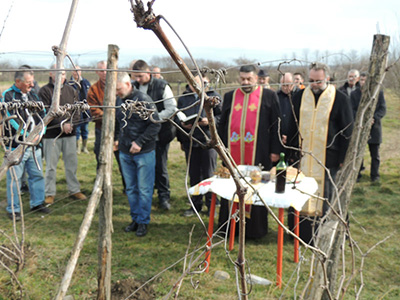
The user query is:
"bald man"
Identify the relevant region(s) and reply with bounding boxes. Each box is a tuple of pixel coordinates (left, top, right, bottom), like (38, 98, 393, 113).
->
(276, 72, 296, 146)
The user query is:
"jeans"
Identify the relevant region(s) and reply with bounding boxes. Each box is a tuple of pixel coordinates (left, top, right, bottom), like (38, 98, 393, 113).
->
(119, 150, 156, 224)
(6, 148, 45, 213)
(76, 121, 89, 140)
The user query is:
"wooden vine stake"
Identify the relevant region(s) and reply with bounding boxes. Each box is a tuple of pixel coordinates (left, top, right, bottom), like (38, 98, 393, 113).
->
(306, 34, 390, 300)
(54, 45, 119, 300)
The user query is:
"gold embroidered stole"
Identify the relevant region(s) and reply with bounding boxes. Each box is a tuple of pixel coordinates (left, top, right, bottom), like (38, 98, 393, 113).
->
(228, 86, 262, 165)
(299, 85, 336, 215)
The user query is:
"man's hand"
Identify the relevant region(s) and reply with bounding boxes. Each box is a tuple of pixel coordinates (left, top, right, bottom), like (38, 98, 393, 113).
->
(113, 141, 119, 152)
(129, 141, 141, 154)
(282, 135, 287, 144)
(270, 153, 279, 163)
(181, 122, 193, 130)
(198, 117, 208, 126)
(63, 123, 73, 134)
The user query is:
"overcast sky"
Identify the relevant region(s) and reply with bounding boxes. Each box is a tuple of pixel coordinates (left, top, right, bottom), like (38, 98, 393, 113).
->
(0, 0, 399, 67)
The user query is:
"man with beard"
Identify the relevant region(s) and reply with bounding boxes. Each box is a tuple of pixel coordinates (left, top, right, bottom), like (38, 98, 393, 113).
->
(218, 65, 281, 239)
(287, 62, 354, 244)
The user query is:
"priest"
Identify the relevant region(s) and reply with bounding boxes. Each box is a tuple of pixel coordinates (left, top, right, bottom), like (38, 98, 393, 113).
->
(218, 65, 281, 239)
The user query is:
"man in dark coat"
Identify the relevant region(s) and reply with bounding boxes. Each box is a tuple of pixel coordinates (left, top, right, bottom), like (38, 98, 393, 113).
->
(338, 69, 360, 97)
(132, 60, 177, 211)
(350, 72, 386, 182)
(177, 73, 222, 217)
(39, 65, 87, 204)
(287, 62, 354, 244)
(276, 72, 297, 157)
(115, 72, 161, 237)
(218, 64, 281, 239)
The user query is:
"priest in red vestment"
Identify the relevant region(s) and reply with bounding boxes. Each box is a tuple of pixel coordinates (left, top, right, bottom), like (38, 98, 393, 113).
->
(217, 65, 281, 238)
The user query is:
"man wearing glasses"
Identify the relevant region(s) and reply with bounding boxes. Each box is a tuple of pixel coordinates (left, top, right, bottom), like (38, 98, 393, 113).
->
(287, 62, 354, 244)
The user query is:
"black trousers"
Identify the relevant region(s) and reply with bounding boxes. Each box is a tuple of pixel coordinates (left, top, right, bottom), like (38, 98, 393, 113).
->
(218, 199, 269, 239)
(288, 167, 338, 245)
(368, 143, 380, 179)
(94, 127, 126, 191)
(184, 146, 217, 211)
(155, 142, 171, 204)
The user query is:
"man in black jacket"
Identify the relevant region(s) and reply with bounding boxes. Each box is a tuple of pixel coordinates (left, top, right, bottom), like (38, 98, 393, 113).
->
(177, 73, 222, 217)
(39, 65, 87, 205)
(116, 72, 161, 237)
(350, 72, 386, 182)
(132, 60, 177, 211)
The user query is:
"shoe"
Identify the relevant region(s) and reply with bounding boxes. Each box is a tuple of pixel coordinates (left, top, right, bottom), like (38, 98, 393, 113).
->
(82, 139, 90, 154)
(21, 182, 29, 194)
(8, 212, 21, 221)
(70, 192, 87, 200)
(76, 140, 81, 154)
(136, 224, 148, 237)
(160, 201, 171, 210)
(30, 204, 50, 214)
(183, 208, 197, 217)
(124, 221, 138, 232)
(45, 195, 55, 204)
(371, 176, 380, 182)
(206, 208, 218, 218)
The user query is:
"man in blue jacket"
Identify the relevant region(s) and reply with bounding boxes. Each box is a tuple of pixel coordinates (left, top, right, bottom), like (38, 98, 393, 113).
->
(115, 72, 161, 237)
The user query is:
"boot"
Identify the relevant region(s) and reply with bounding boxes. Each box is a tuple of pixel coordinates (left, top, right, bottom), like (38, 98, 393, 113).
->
(76, 140, 81, 154)
(82, 139, 89, 154)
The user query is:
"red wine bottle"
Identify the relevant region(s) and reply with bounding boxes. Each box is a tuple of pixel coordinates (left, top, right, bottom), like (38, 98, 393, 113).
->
(275, 152, 287, 194)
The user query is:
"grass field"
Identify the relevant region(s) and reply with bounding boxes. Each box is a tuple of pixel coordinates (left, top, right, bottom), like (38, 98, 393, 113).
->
(0, 86, 399, 299)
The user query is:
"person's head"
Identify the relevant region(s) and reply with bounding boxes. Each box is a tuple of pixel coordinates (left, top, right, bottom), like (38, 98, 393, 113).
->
(152, 66, 162, 79)
(132, 59, 151, 86)
(14, 65, 35, 94)
(72, 66, 82, 81)
(116, 72, 133, 98)
(96, 60, 107, 84)
(347, 69, 360, 87)
(359, 72, 368, 87)
(129, 59, 137, 80)
(187, 72, 202, 93)
(239, 65, 258, 93)
(257, 69, 270, 86)
(49, 64, 66, 84)
(293, 72, 304, 87)
(280, 72, 294, 95)
(308, 62, 330, 94)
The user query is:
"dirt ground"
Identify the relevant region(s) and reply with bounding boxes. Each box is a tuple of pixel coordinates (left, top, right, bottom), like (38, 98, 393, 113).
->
(111, 278, 156, 300)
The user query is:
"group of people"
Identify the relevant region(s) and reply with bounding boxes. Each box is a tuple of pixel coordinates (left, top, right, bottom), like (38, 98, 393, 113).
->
(1, 61, 386, 243)
(2, 65, 88, 222)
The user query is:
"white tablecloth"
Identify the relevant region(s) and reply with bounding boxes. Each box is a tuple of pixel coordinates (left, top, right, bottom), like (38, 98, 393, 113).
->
(189, 176, 318, 211)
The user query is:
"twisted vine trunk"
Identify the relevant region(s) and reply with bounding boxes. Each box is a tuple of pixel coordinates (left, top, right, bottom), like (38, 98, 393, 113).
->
(130, 1, 249, 298)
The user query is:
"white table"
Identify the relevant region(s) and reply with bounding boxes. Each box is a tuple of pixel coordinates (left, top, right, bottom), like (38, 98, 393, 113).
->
(189, 173, 318, 287)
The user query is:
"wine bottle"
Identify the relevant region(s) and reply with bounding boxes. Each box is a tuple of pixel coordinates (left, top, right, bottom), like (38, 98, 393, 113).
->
(275, 152, 287, 194)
